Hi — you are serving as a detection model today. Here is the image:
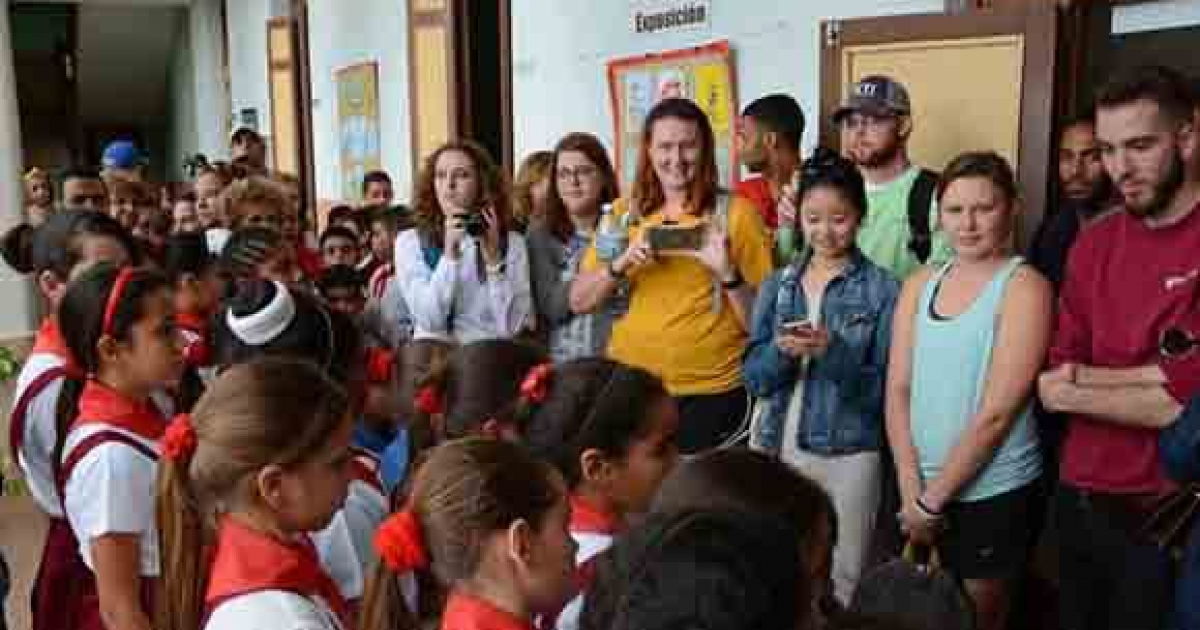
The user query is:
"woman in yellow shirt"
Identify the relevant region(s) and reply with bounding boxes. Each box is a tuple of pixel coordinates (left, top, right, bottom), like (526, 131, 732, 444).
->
(571, 98, 773, 453)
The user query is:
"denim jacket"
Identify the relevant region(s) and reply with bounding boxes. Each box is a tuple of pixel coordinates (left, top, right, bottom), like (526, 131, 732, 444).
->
(743, 248, 899, 455)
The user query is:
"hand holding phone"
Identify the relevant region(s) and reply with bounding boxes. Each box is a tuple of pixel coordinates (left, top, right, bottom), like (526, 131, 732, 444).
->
(780, 318, 815, 337)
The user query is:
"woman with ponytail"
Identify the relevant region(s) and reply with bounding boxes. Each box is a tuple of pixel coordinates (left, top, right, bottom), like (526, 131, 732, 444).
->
(155, 357, 354, 630)
(56, 263, 184, 630)
(360, 438, 577, 630)
(4, 210, 137, 630)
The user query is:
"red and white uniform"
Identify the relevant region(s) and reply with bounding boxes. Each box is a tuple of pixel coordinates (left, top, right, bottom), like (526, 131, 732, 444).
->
(11, 319, 74, 517)
(205, 516, 349, 630)
(442, 590, 536, 630)
(310, 448, 388, 603)
(59, 380, 169, 630)
(544, 496, 621, 630)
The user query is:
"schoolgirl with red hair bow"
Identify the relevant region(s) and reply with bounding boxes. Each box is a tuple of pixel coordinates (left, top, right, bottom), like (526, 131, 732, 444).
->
(359, 439, 578, 630)
(155, 357, 356, 630)
(55, 264, 184, 630)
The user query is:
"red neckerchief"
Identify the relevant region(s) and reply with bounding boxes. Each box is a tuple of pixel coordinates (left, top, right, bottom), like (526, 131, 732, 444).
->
(175, 311, 208, 336)
(569, 495, 622, 536)
(205, 516, 350, 626)
(32, 318, 75, 366)
(369, 263, 394, 299)
(73, 380, 167, 440)
(441, 590, 535, 630)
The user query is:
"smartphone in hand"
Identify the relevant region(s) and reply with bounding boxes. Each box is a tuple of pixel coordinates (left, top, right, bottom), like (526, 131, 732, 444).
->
(780, 318, 815, 337)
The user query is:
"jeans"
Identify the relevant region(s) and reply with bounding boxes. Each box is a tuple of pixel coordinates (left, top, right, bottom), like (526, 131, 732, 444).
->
(1054, 483, 1172, 630)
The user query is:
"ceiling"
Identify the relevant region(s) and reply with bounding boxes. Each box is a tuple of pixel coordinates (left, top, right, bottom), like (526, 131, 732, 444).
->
(74, 3, 185, 125)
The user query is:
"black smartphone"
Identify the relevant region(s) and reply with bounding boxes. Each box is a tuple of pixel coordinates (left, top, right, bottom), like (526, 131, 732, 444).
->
(647, 225, 704, 252)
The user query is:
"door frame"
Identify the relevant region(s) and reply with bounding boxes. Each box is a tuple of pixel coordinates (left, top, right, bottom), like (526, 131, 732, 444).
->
(819, 3, 1058, 248)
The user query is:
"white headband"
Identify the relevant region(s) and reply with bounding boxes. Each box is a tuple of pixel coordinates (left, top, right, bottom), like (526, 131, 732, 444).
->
(226, 281, 296, 346)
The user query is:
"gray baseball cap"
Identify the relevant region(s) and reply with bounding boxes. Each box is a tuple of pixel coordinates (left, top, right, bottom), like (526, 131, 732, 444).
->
(833, 75, 912, 123)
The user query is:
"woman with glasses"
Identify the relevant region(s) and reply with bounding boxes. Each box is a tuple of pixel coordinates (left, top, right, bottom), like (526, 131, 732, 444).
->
(527, 133, 621, 361)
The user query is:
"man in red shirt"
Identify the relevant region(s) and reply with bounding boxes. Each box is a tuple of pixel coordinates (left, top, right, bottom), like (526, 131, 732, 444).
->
(1038, 65, 1200, 630)
(735, 94, 804, 230)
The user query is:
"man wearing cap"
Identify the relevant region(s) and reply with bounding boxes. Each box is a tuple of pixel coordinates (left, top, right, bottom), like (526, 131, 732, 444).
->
(100, 140, 146, 183)
(835, 75, 951, 280)
(231, 127, 268, 175)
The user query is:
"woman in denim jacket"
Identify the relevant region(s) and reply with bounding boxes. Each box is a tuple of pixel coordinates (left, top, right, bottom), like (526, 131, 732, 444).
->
(744, 152, 898, 604)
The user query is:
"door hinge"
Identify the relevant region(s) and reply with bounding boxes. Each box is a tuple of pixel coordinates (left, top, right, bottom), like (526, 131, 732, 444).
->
(824, 21, 841, 48)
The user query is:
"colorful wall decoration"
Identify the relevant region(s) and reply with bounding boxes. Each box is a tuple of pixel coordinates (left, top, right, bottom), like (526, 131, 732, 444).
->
(335, 61, 382, 201)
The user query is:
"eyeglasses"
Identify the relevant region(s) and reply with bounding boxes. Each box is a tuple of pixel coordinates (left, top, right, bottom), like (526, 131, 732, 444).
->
(838, 113, 899, 131)
(1160, 327, 1198, 359)
(556, 166, 598, 182)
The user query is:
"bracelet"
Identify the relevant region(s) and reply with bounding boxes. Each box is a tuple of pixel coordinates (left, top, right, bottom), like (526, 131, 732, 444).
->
(915, 497, 944, 519)
(607, 260, 626, 280)
(721, 270, 745, 290)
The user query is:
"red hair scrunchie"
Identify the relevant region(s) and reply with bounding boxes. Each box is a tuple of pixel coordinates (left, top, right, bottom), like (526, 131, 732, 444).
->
(366, 348, 395, 384)
(520, 363, 553, 404)
(415, 385, 444, 416)
(162, 414, 198, 462)
(375, 510, 429, 573)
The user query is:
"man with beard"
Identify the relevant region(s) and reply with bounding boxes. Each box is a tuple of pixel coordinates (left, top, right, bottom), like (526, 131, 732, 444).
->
(834, 75, 951, 279)
(735, 94, 805, 230)
(1028, 114, 1115, 292)
(1037, 65, 1200, 630)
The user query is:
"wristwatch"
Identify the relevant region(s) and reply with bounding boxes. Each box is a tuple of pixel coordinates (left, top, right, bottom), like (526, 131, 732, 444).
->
(721, 269, 745, 290)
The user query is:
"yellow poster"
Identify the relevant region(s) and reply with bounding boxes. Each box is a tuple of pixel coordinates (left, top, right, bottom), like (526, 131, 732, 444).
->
(336, 62, 382, 202)
(694, 62, 731, 133)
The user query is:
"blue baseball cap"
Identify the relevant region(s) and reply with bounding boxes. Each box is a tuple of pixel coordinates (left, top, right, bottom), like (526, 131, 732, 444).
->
(101, 140, 146, 170)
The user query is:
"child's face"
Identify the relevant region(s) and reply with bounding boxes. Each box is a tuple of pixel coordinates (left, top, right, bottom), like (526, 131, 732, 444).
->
(105, 286, 186, 389)
(370, 222, 397, 263)
(173, 201, 201, 234)
(323, 285, 365, 316)
(595, 395, 679, 516)
(238, 202, 283, 232)
(256, 248, 296, 284)
(176, 269, 222, 316)
(275, 414, 354, 532)
(508, 473, 578, 612)
(322, 236, 359, 268)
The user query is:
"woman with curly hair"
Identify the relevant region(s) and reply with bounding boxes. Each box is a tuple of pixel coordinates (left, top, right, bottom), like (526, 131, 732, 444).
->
(395, 140, 532, 343)
(512, 150, 554, 231)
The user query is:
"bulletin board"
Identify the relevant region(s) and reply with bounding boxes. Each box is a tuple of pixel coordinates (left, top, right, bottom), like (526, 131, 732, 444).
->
(606, 41, 738, 189)
(336, 62, 383, 201)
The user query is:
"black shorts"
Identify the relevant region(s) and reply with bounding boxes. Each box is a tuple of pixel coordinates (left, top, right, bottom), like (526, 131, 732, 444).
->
(936, 482, 1041, 580)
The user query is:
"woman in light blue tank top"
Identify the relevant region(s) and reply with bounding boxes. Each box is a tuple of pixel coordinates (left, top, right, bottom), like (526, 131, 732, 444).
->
(885, 152, 1052, 630)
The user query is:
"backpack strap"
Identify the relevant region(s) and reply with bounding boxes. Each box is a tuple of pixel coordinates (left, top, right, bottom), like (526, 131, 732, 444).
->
(906, 169, 940, 263)
(57, 429, 158, 502)
(9, 366, 69, 464)
(710, 191, 733, 315)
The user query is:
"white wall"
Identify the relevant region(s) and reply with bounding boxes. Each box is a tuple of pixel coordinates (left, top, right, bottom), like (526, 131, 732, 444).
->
(190, 0, 230, 162)
(225, 0, 272, 148)
(167, 12, 197, 182)
(306, 0, 410, 204)
(1113, 0, 1200, 34)
(512, 0, 944, 166)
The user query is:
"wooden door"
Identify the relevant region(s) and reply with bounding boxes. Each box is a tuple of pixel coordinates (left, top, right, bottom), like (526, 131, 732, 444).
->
(820, 4, 1059, 247)
(407, 0, 460, 170)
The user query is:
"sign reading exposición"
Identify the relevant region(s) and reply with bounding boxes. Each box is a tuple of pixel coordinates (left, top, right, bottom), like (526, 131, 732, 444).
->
(631, 0, 711, 35)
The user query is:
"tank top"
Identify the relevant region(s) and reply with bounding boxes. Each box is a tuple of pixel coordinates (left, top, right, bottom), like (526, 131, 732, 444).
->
(910, 257, 1041, 502)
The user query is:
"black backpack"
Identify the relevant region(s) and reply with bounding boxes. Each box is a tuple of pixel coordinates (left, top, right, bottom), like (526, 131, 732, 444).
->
(906, 168, 940, 263)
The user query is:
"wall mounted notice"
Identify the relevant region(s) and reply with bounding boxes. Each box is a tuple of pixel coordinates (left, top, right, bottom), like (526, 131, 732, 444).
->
(630, 0, 711, 35)
(607, 40, 738, 188)
(335, 62, 382, 202)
